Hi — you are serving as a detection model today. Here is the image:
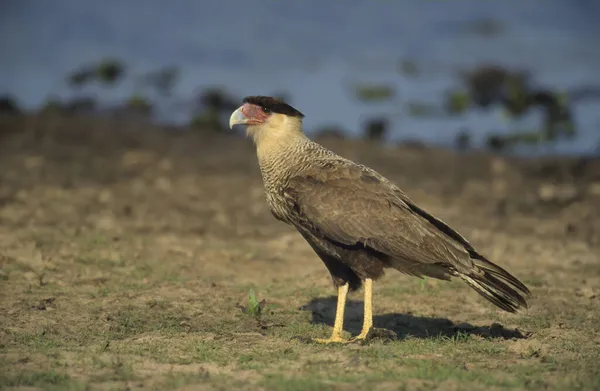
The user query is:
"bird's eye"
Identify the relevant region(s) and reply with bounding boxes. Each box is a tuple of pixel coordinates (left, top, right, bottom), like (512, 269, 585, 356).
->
(261, 106, 271, 113)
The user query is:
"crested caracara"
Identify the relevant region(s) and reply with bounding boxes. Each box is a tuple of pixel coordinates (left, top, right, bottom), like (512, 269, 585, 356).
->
(229, 96, 531, 344)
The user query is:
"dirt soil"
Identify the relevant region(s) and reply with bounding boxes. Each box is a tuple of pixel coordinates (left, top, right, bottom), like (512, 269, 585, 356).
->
(1, 114, 599, 391)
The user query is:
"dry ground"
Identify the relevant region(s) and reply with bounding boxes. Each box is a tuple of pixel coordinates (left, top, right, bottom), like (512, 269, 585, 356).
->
(1, 114, 599, 390)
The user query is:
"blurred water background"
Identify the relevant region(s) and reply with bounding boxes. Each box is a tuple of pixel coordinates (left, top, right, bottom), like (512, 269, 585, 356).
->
(1, 0, 600, 155)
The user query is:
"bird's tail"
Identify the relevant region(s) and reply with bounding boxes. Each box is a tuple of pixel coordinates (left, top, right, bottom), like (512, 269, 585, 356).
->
(460, 253, 531, 313)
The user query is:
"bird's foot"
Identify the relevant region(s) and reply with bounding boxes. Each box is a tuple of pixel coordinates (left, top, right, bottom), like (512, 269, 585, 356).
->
(349, 327, 372, 344)
(350, 328, 397, 345)
(312, 335, 351, 345)
(349, 332, 369, 343)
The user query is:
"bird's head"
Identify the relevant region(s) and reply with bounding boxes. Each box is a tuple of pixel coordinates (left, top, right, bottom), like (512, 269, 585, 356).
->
(229, 96, 305, 143)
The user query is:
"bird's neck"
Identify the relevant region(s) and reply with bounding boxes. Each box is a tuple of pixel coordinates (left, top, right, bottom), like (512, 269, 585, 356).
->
(251, 120, 307, 164)
(250, 121, 311, 189)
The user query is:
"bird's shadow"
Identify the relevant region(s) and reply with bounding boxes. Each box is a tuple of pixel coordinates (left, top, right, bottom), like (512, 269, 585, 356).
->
(300, 296, 530, 341)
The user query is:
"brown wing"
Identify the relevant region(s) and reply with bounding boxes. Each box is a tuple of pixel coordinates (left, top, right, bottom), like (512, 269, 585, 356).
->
(284, 160, 476, 275)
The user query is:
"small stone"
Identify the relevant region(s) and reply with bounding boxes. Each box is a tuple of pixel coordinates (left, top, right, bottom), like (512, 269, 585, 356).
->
(158, 158, 172, 171)
(24, 156, 44, 170)
(587, 182, 600, 196)
(98, 189, 113, 204)
(154, 177, 172, 192)
(490, 157, 507, 175)
(538, 183, 578, 203)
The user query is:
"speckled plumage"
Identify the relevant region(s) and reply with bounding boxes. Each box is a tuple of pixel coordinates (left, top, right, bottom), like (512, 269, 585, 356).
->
(239, 96, 531, 313)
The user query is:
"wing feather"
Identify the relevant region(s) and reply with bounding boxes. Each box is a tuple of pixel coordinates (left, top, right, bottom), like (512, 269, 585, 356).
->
(285, 160, 474, 273)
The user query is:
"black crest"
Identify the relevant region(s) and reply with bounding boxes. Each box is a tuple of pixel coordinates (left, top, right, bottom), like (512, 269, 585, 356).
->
(243, 96, 305, 118)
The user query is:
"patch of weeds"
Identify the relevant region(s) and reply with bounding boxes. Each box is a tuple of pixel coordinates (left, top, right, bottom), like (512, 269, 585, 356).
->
(146, 299, 171, 310)
(357, 340, 404, 360)
(503, 364, 561, 389)
(76, 254, 125, 269)
(568, 376, 600, 391)
(0, 369, 72, 389)
(471, 341, 507, 355)
(437, 330, 472, 343)
(7, 327, 65, 351)
(236, 352, 258, 368)
(3, 253, 51, 287)
(239, 288, 266, 318)
(236, 346, 299, 370)
(325, 360, 518, 388)
(413, 331, 471, 347)
(270, 317, 324, 341)
(523, 275, 547, 288)
(407, 360, 517, 387)
(29, 232, 61, 251)
(90, 355, 137, 382)
(358, 332, 504, 366)
(2, 257, 34, 274)
(237, 288, 284, 331)
(88, 233, 110, 247)
(515, 314, 552, 330)
(378, 282, 415, 296)
(200, 316, 249, 335)
(192, 339, 229, 365)
(160, 369, 211, 390)
(136, 263, 155, 279)
(558, 338, 581, 353)
(110, 357, 136, 381)
(116, 337, 186, 364)
(107, 308, 148, 339)
(380, 278, 460, 297)
(262, 374, 335, 391)
(88, 286, 110, 298)
(106, 306, 192, 339)
(410, 360, 469, 382)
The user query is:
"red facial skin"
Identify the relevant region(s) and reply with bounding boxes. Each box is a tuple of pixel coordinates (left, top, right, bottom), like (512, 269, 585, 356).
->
(241, 103, 270, 125)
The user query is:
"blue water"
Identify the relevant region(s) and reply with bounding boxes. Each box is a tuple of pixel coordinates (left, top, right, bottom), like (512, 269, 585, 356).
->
(2, 0, 600, 154)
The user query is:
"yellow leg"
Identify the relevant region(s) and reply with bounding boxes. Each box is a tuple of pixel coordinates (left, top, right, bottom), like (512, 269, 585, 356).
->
(350, 278, 373, 342)
(314, 283, 349, 344)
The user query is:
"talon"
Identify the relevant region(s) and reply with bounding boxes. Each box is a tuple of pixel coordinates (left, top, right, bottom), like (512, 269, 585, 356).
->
(349, 329, 372, 343)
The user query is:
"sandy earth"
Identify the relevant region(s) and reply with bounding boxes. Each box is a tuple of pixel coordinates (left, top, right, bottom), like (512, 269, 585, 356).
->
(1, 114, 599, 390)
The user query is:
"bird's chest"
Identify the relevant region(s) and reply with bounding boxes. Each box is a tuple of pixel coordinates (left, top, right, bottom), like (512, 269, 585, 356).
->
(264, 187, 292, 223)
(257, 154, 298, 224)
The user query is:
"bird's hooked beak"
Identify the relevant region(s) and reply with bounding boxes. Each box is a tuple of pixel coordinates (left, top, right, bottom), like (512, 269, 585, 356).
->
(229, 106, 248, 129)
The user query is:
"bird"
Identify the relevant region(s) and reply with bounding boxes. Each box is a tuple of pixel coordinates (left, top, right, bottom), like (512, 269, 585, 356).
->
(229, 95, 531, 344)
